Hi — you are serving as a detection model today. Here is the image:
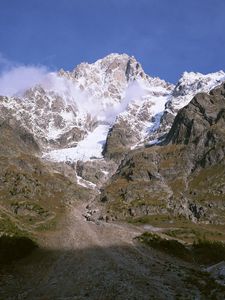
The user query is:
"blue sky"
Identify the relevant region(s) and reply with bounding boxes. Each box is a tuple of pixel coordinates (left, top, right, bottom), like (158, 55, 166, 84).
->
(0, 0, 225, 83)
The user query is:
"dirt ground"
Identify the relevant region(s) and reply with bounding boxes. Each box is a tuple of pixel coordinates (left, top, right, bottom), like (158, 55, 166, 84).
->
(0, 201, 209, 300)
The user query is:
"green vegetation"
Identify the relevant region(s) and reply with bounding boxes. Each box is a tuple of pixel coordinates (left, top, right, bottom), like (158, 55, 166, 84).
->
(0, 212, 28, 237)
(192, 239, 225, 265)
(0, 212, 38, 264)
(10, 200, 50, 217)
(184, 269, 225, 298)
(127, 211, 225, 244)
(35, 215, 58, 231)
(165, 226, 225, 243)
(138, 232, 192, 261)
(139, 232, 225, 265)
(127, 213, 188, 226)
(0, 235, 37, 264)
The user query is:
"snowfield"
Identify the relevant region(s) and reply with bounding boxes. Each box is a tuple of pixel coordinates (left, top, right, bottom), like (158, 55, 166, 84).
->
(43, 125, 110, 162)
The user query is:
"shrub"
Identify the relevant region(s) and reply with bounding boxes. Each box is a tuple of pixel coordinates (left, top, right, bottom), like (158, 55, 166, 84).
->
(0, 235, 37, 264)
(139, 233, 225, 265)
(192, 239, 225, 265)
(139, 232, 192, 261)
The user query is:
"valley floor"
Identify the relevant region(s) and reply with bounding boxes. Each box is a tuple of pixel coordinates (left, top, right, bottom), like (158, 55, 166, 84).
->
(0, 202, 220, 300)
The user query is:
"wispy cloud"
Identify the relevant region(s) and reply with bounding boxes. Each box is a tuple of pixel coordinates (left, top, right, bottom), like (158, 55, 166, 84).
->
(0, 53, 49, 96)
(0, 52, 13, 70)
(0, 53, 147, 125)
(0, 66, 49, 97)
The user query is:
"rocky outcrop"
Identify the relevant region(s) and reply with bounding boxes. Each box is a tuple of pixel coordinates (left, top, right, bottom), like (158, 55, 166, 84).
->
(0, 89, 95, 151)
(152, 71, 225, 144)
(0, 117, 40, 155)
(76, 159, 117, 186)
(99, 84, 225, 224)
(164, 83, 225, 146)
(103, 120, 139, 161)
(103, 70, 225, 161)
(103, 77, 174, 160)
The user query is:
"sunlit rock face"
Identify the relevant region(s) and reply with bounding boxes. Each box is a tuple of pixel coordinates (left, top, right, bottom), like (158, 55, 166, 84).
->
(100, 83, 225, 225)
(0, 54, 224, 163)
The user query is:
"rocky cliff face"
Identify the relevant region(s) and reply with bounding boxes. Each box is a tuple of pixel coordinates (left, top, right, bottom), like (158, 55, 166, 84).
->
(103, 70, 225, 161)
(99, 83, 225, 225)
(157, 71, 225, 142)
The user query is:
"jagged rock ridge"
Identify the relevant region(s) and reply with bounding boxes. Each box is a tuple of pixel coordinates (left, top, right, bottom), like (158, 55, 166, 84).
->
(1, 54, 224, 164)
(99, 83, 225, 224)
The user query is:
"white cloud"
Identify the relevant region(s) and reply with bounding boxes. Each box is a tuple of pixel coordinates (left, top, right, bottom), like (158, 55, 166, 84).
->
(0, 55, 147, 125)
(0, 64, 49, 97)
(102, 80, 147, 122)
(42, 75, 147, 123)
(0, 53, 12, 68)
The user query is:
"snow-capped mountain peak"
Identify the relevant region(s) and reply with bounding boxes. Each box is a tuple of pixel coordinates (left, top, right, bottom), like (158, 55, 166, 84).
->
(43, 54, 174, 161)
(2, 54, 168, 156)
(167, 70, 225, 112)
(0, 54, 224, 163)
(59, 53, 151, 104)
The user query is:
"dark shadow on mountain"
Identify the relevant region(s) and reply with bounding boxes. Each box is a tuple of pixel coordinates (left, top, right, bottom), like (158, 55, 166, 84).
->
(98, 140, 106, 146)
(1, 243, 225, 300)
(0, 235, 38, 264)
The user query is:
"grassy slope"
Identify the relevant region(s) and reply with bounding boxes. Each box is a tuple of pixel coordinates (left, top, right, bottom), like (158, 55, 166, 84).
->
(0, 121, 93, 264)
